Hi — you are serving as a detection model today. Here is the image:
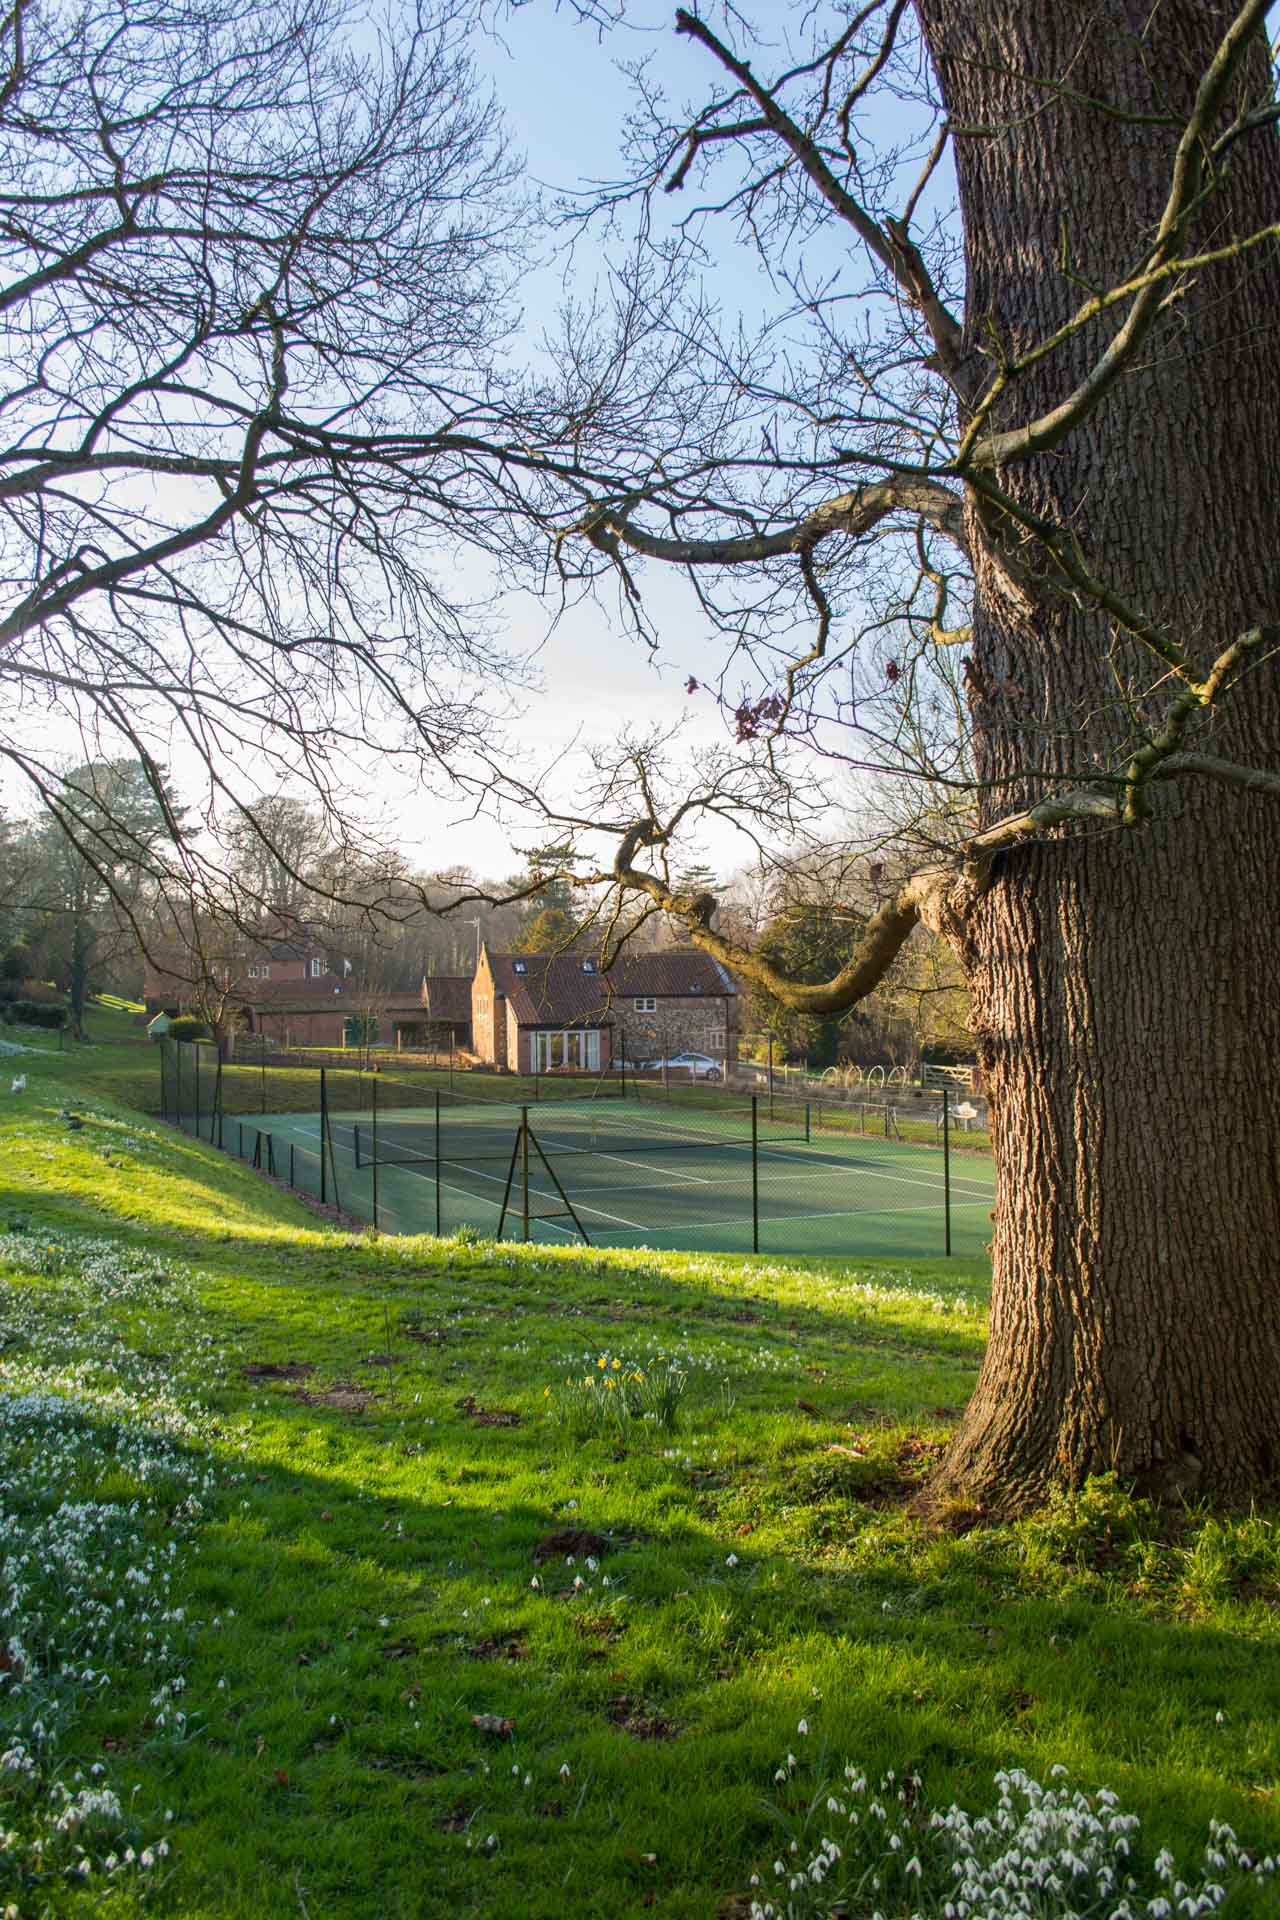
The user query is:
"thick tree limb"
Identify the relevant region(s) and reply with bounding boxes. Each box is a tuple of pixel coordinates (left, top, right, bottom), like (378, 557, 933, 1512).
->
(606, 623, 1280, 1013)
(578, 475, 968, 567)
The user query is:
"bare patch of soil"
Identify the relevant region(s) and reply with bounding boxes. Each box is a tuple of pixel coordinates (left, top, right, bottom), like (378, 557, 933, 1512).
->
(467, 1632, 530, 1662)
(295, 1383, 375, 1414)
(532, 1525, 610, 1564)
(455, 1393, 521, 1427)
(366, 1754, 445, 1780)
(573, 1610, 626, 1648)
(242, 1361, 314, 1382)
(605, 1695, 678, 1741)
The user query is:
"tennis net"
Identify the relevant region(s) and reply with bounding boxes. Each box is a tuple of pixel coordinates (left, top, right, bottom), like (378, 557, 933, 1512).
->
(343, 1089, 810, 1171)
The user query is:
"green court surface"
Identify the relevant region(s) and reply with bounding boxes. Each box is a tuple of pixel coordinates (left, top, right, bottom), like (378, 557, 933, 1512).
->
(211, 1092, 994, 1263)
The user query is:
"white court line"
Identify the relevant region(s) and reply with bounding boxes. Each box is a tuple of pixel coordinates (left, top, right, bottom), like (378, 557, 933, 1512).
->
(278, 1118, 988, 1205)
(377, 1149, 648, 1234)
(275, 1115, 988, 1224)
(579, 1197, 993, 1238)
(285, 1117, 650, 1230)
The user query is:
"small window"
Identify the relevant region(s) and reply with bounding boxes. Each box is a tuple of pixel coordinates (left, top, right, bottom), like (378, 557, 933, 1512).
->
(581, 959, 595, 974)
(634, 996, 657, 1013)
(260, 965, 270, 980)
(308, 957, 324, 979)
(513, 960, 527, 974)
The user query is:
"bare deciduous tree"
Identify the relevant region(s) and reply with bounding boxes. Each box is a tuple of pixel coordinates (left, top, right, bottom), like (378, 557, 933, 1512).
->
(0, 0, 599, 919)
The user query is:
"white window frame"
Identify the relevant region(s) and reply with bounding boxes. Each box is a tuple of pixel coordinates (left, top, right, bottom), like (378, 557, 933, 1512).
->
(634, 995, 657, 1012)
(533, 1029, 601, 1073)
(308, 957, 324, 979)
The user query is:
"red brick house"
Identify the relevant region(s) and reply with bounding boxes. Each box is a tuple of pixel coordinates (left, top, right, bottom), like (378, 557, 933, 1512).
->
(143, 917, 428, 1050)
(468, 946, 737, 1074)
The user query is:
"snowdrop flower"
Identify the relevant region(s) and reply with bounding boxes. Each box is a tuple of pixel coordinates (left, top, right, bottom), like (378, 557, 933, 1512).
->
(726, 1553, 739, 1567)
(530, 1576, 540, 1590)
(559, 1764, 571, 1780)
(797, 1719, 808, 1736)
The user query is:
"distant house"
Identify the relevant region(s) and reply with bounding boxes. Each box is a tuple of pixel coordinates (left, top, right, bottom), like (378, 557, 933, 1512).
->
(142, 912, 428, 1050)
(468, 946, 737, 1074)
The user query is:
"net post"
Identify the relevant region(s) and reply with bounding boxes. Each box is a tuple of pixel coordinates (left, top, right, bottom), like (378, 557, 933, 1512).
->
(943, 1085, 952, 1258)
(322, 1067, 340, 1212)
(320, 1068, 328, 1206)
(521, 1104, 530, 1243)
(751, 1094, 759, 1254)
(435, 1090, 441, 1235)
(372, 1075, 379, 1232)
(237, 1119, 243, 1158)
(354, 1124, 362, 1170)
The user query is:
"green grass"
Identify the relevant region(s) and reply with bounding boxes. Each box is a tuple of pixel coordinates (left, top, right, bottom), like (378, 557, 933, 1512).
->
(0, 1023, 1276, 1916)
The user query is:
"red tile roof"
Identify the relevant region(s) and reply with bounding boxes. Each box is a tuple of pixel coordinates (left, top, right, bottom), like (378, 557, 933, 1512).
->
(485, 951, 734, 1027)
(240, 981, 424, 1014)
(420, 976, 472, 1023)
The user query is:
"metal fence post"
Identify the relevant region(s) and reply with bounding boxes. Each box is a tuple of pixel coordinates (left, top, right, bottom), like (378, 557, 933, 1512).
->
(943, 1084, 952, 1258)
(435, 1089, 441, 1235)
(521, 1104, 530, 1242)
(372, 1075, 379, 1232)
(751, 1094, 759, 1254)
(194, 1045, 201, 1140)
(320, 1068, 328, 1206)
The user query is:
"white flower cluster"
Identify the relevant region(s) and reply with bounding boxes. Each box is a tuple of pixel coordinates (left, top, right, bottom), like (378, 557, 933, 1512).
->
(747, 1761, 1275, 1920)
(0, 1224, 228, 1883)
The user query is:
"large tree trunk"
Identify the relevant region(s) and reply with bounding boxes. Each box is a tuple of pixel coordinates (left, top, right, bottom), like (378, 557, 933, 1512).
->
(915, 0, 1280, 1507)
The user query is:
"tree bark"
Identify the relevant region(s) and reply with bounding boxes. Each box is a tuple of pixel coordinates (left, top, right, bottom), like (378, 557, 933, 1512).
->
(914, 0, 1280, 1506)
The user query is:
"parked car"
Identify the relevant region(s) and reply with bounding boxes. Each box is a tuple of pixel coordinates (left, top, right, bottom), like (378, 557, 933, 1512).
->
(640, 1051, 723, 1082)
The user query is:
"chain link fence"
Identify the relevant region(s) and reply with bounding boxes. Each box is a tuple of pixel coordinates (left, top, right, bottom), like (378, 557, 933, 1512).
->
(159, 1039, 993, 1261)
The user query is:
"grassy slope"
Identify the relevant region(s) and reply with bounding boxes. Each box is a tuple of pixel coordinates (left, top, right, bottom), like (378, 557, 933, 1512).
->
(0, 1010, 1276, 1917)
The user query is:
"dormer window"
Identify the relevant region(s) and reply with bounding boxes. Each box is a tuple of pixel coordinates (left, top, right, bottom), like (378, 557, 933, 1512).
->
(513, 959, 527, 974)
(581, 959, 595, 974)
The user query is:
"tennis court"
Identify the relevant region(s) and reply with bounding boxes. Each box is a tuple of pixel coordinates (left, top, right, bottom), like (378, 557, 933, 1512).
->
(223, 1088, 993, 1262)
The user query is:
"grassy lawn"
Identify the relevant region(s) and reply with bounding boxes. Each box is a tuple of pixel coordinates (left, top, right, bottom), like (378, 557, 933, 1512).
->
(0, 1010, 1276, 1915)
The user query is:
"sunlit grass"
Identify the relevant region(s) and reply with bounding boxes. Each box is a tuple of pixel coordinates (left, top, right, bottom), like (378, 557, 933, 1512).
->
(0, 1035, 1275, 1918)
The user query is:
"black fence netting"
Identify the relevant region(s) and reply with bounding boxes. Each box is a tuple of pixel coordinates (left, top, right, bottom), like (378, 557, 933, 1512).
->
(158, 1039, 992, 1261)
